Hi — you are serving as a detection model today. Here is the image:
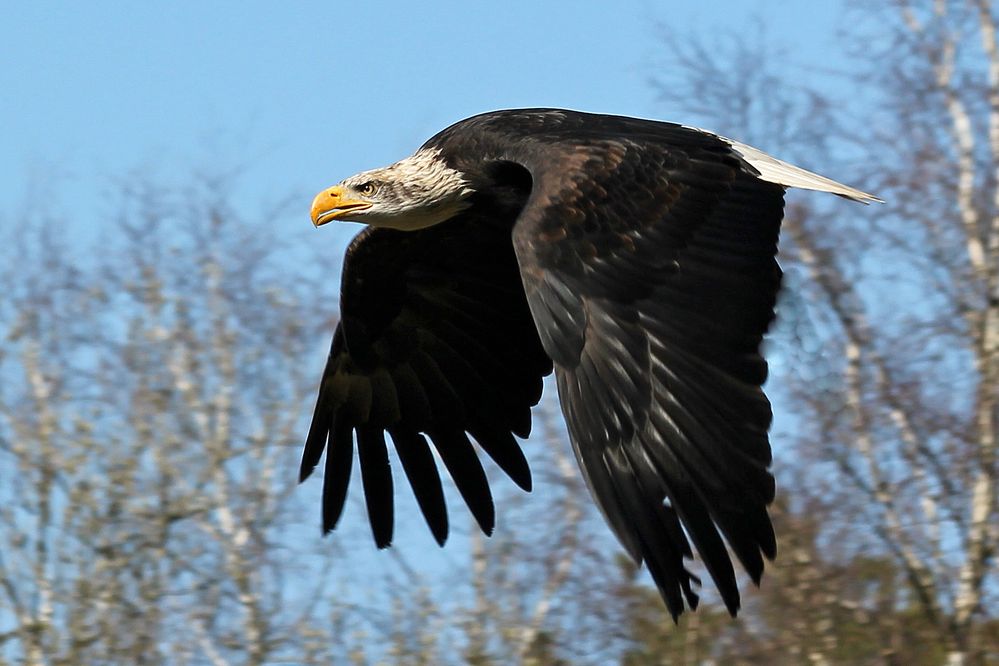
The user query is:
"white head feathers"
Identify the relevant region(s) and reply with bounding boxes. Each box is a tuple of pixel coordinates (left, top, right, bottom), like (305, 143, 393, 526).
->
(340, 148, 475, 230)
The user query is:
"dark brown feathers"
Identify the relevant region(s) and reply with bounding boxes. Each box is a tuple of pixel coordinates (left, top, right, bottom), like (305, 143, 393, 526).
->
(303, 109, 803, 620)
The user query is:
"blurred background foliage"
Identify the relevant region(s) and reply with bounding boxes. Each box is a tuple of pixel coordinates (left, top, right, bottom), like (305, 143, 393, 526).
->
(1, 1, 997, 664)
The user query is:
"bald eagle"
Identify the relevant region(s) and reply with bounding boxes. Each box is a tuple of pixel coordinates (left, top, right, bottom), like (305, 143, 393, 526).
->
(300, 109, 878, 619)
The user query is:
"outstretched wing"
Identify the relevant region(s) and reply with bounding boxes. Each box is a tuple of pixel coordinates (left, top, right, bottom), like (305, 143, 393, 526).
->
(301, 219, 552, 547)
(511, 125, 783, 619)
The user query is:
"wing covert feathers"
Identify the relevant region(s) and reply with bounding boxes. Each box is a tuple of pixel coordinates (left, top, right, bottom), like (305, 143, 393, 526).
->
(511, 127, 792, 620)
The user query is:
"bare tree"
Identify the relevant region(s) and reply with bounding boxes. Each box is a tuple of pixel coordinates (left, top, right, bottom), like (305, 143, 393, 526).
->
(650, 1, 997, 662)
(0, 174, 355, 664)
(6, 4, 999, 663)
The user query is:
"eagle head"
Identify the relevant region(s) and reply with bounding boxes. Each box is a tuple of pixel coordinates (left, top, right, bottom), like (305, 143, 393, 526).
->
(311, 148, 475, 231)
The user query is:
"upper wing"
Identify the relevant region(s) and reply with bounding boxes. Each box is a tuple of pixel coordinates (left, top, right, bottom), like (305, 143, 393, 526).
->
(511, 130, 783, 619)
(301, 219, 552, 547)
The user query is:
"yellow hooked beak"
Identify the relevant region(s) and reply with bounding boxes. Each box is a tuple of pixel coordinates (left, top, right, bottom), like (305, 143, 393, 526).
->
(310, 185, 373, 227)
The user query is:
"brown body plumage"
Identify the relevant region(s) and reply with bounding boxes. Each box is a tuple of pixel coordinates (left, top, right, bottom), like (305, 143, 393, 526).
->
(301, 109, 878, 619)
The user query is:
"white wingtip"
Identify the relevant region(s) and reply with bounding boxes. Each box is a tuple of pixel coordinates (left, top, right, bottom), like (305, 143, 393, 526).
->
(727, 139, 883, 205)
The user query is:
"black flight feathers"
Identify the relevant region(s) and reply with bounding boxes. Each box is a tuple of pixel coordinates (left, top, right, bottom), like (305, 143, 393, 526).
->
(300, 217, 551, 549)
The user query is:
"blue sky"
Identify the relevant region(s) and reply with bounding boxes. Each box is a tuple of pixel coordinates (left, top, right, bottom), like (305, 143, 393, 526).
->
(2, 1, 847, 240)
(2, 0, 860, 639)
(1, 0, 852, 543)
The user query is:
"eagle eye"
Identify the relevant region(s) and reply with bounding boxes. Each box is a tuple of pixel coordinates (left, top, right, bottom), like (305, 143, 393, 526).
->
(357, 181, 378, 197)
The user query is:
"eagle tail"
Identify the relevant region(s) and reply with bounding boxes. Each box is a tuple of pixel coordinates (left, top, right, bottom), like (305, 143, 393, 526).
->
(727, 139, 883, 204)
